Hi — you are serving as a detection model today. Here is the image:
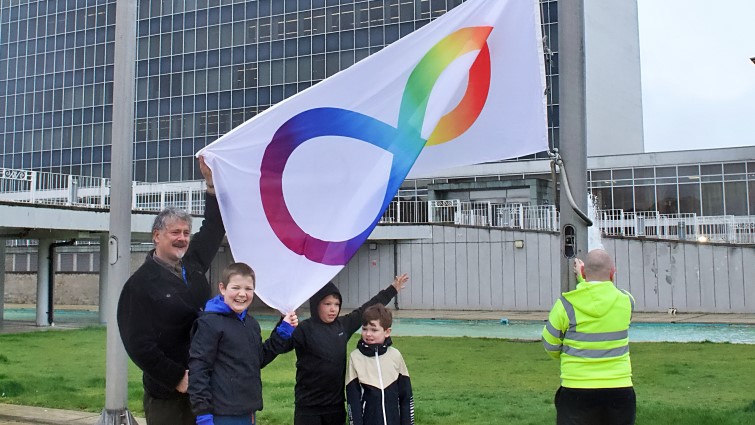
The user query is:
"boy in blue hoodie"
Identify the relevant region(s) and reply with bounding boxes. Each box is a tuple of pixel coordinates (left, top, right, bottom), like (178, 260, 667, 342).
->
(188, 262, 297, 425)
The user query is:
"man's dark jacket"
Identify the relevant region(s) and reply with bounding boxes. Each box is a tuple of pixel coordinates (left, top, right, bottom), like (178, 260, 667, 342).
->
(117, 194, 225, 399)
(282, 282, 398, 415)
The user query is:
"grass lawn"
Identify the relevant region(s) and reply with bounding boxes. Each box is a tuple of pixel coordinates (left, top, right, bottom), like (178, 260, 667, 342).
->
(0, 326, 754, 424)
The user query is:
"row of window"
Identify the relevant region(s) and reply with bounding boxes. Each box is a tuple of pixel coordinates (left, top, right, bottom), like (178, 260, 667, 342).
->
(1, 0, 111, 22)
(1, 66, 112, 97)
(592, 181, 755, 217)
(2, 85, 112, 119)
(136, 24, 417, 67)
(2, 122, 112, 153)
(589, 164, 755, 184)
(1, 6, 113, 45)
(5, 251, 101, 273)
(1, 145, 111, 169)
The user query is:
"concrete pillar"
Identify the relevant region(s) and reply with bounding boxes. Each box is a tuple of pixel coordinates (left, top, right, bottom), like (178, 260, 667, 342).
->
(36, 239, 52, 326)
(98, 233, 109, 324)
(0, 240, 6, 322)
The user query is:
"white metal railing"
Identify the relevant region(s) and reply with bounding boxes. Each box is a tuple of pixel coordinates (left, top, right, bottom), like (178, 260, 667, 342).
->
(0, 167, 207, 213)
(593, 209, 755, 245)
(2, 168, 754, 244)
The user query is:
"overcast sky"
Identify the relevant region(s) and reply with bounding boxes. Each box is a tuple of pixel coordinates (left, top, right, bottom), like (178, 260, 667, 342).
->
(637, 0, 755, 152)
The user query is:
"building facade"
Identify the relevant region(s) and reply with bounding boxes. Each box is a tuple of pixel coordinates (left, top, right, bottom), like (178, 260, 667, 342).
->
(1, 0, 644, 182)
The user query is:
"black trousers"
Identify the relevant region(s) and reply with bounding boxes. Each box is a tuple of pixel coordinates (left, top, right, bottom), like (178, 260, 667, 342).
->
(555, 386, 636, 425)
(294, 410, 346, 425)
(143, 391, 194, 425)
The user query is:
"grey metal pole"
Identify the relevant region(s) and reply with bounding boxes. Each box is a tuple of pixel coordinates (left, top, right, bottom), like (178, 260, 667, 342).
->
(0, 240, 5, 322)
(558, 0, 589, 292)
(36, 239, 52, 327)
(98, 0, 138, 422)
(98, 232, 109, 324)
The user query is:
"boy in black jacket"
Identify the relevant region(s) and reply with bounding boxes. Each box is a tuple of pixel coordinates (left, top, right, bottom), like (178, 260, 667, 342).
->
(189, 262, 297, 425)
(281, 273, 409, 425)
(346, 304, 414, 425)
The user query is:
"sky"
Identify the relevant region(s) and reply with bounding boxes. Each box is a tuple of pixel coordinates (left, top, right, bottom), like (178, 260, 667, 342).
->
(637, 0, 755, 152)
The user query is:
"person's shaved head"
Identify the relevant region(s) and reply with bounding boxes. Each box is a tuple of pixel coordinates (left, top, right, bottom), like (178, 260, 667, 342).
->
(583, 249, 615, 281)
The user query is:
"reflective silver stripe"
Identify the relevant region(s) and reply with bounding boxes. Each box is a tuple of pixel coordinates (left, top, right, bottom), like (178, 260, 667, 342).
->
(559, 296, 577, 331)
(562, 345, 629, 358)
(621, 289, 635, 311)
(561, 295, 631, 342)
(545, 322, 564, 339)
(565, 329, 628, 342)
(542, 337, 562, 352)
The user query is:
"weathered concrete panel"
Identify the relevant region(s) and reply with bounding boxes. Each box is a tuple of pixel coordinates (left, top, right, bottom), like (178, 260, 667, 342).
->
(642, 241, 660, 310)
(455, 227, 468, 307)
(477, 228, 492, 309)
(698, 245, 716, 311)
(489, 229, 504, 308)
(683, 243, 701, 310)
(712, 248, 731, 311)
(727, 247, 745, 313)
(743, 248, 755, 312)
(669, 242, 687, 310)
(656, 243, 674, 311)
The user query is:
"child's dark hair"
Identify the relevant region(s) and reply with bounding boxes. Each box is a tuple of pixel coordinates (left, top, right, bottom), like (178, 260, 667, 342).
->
(362, 304, 392, 329)
(221, 262, 256, 287)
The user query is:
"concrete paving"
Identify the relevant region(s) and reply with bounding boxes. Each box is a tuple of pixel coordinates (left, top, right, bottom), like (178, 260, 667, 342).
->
(0, 403, 144, 425)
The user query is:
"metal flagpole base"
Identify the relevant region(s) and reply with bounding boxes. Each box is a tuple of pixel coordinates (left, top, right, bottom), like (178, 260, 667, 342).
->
(96, 409, 140, 425)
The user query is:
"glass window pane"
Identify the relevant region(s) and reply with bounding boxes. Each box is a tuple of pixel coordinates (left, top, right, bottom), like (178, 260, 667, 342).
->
(590, 187, 612, 210)
(701, 164, 722, 176)
(613, 187, 633, 211)
(678, 184, 701, 215)
(634, 186, 655, 212)
(656, 185, 678, 214)
(701, 182, 723, 216)
(724, 181, 747, 215)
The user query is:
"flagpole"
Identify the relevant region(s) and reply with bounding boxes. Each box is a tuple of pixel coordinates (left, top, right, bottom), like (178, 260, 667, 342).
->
(97, 0, 138, 422)
(557, 0, 589, 292)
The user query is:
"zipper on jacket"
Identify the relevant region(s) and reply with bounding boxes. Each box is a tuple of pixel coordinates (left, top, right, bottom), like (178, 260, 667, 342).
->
(373, 348, 388, 425)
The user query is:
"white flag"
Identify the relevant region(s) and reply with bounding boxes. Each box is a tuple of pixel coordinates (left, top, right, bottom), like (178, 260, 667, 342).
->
(198, 0, 548, 313)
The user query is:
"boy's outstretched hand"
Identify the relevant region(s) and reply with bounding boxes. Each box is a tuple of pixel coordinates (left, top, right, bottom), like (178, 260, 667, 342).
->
(283, 311, 299, 327)
(392, 273, 409, 291)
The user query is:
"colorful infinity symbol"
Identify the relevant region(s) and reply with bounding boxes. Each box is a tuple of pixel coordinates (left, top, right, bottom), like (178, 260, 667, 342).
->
(260, 26, 493, 265)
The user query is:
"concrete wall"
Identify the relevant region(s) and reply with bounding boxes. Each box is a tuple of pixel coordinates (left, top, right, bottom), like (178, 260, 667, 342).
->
(4, 227, 754, 314)
(334, 225, 755, 314)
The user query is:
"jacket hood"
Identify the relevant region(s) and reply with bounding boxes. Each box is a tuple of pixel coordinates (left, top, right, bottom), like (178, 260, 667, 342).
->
(564, 281, 622, 318)
(308, 282, 342, 323)
(204, 294, 247, 319)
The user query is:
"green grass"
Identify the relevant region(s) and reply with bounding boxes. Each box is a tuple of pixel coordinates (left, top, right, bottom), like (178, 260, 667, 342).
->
(1, 327, 754, 424)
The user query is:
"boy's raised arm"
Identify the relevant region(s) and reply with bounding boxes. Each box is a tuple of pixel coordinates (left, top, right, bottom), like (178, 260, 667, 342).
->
(343, 273, 410, 334)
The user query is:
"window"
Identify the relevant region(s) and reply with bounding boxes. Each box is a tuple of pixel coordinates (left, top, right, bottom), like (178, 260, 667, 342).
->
(701, 183, 724, 216)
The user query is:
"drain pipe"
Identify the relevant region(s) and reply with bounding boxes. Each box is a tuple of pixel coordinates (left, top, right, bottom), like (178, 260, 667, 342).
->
(393, 240, 399, 310)
(48, 239, 76, 325)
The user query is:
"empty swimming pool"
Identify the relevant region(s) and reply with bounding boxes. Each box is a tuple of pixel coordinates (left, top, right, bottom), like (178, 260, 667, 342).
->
(4, 309, 754, 344)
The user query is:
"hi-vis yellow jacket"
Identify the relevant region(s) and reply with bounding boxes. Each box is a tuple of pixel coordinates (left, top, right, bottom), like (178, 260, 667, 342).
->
(542, 278, 635, 389)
